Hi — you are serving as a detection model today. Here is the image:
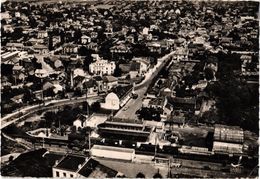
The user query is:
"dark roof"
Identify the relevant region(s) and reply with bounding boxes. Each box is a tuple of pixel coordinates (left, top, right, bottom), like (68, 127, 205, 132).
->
(93, 76, 103, 81)
(75, 114, 87, 122)
(167, 96, 196, 105)
(148, 97, 165, 107)
(43, 153, 64, 167)
(74, 75, 85, 82)
(166, 116, 185, 124)
(55, 155, 86, 172)
(130, 62, 140, 71)
(1, 149, 55, 177)
(84, 79, 97, 88)
(78, 158, 118, 177)
(112, 85, 133, 99)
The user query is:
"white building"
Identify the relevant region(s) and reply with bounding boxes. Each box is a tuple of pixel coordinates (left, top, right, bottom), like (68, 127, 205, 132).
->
(81, 35, 91, 44)
(90, 145, 135, 161)
(52, 155, 88, 178)
(101, 92, 120, 110)
(89, 58, 115, 76)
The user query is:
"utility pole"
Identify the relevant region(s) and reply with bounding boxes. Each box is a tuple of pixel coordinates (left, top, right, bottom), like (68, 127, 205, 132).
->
(154, 134, 157, 163)
(42, 137, 45, 148)
(88, 131, 91, 151)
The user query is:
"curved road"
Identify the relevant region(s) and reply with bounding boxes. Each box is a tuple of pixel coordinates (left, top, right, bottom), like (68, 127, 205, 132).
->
(1, 95, 103, 129)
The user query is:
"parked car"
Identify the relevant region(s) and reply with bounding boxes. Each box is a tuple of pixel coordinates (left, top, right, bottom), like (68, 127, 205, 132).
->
(132, 93, 138, 99)
(123, 106, 129, 111)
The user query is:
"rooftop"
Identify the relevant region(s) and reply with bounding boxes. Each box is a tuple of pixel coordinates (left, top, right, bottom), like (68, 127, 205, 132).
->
(91, 145, 135, 154)
(55, 155, 86, 172)
(78, 158, 118, 178)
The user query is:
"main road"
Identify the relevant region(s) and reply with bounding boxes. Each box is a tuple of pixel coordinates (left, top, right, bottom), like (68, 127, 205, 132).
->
(1, 95, 103, 129)
(114, 50, 177, 120)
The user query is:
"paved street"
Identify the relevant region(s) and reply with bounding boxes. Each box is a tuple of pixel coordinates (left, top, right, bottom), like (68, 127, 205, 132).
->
(115, 50, 179, 120)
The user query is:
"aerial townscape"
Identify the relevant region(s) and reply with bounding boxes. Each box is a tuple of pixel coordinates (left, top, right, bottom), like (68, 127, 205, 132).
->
(0, 0, 259, 178)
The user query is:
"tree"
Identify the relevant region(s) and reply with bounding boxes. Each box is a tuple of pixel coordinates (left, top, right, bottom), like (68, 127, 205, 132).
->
(136, 172, 145, 178)
(22, 89, 33, 104)
(1, 64, 13, 76)
(9, 155, 14, 162)
(48, 35, 53, 51)
(44, 88, 55, 98)
(12, 27, 24, 40)
(204, 67, 214, 81)
(153, 170, 162, 178)
(114, 64, 122, 77)
(83, 55, 94, 72)
(91, 101, 101, 112)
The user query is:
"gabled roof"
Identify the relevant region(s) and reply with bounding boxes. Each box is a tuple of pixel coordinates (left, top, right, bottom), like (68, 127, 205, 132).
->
(78, 158, 118, 178)
(84, 79, 97, 88)
(55, 154, 86, 172)
(103, 75, 118, 83)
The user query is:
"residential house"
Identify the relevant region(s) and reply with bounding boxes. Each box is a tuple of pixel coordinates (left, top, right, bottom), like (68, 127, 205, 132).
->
(3, 24, 13, 33)
(35, 69, 48, 78)
(86, 42, 98, 52)
(73, 114, 87, 130)
(28, 38, 44, 46)
(5, 43, 24, 51)
(133, 57, 150, 74)
(11, 94, 24, 103)
(52, 154, 87, 178)
(53, 36, 61, 46)
(84, 79, 98, 95)
(146, 42, 161, 54)
(38, 30, 48, 39)
(129, 61, 140, 79)
(63, 44, 78, 54)
(93, 76, 103, 92)
(126, 35, 135, 43)
(81, 35, 91, 44)
(102, 75, 118, 91)
(12, 65, 25, 83)
(77, 158, 119, 178)
(52, 154, 119, 178)
(110, 44, 131, 54)
(33, 44, 49, 54)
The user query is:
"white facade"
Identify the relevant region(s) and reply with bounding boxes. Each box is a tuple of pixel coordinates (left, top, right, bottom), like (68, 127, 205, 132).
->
(90, 145, 135, 161)
(73, 119, 83, 129)
(89, 59, 115, 76)
(35, 69, 48, 78)
(53, 167, 77, 178)
(101, 92, 120, 110)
